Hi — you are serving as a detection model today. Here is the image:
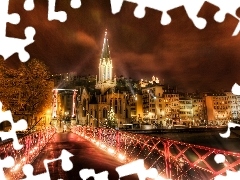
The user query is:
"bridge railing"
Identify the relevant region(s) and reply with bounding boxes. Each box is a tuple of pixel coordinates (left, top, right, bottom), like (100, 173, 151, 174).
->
(71, 125, 240, 180)
(0, 126, 56, 180)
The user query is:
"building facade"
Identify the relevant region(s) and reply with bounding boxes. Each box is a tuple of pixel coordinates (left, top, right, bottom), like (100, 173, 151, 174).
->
(205, 92, 240, 125)
(50, 31, 240, 128)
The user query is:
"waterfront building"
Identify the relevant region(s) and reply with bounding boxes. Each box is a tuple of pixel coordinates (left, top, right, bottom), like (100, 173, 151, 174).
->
(192, 96, 205, 125)
(178, 93, 205, 126)
(204, 92, 240, 125)
(50, 31, 237, 128)
(142, 83, 165, 125)
(225, 92, 240, 122)
(163, 90, 180, 127)
(141, 82, 180, 127)
(179, 97, 193, 125)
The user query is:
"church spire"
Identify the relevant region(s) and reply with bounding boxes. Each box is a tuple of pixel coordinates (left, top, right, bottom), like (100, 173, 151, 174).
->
(101, 29, 111, 59)
(96, 30, 116, 94)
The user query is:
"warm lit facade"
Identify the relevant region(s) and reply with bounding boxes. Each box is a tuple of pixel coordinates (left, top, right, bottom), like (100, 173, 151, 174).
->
(179, 95, 205, 126)
(142, 84, 165, 124)
(205, 92, 240, 125)
(50, 31, 239, 128)
(179, 98, 193, 123)
(192, 97, 205, 125)
(141, 82, 181, 127)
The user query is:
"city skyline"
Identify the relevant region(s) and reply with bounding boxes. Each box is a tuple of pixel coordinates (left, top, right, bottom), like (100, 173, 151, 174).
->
(5, 0, 240, 92)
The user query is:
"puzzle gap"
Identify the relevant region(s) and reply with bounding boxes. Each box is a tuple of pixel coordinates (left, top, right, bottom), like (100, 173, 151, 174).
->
(236, 7, 240, 18)
(5, 21, 26, 39)
(0, 121, 12, 132)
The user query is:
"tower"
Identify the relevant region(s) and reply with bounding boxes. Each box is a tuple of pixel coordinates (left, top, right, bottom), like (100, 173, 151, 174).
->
(96, 30, 116, 94)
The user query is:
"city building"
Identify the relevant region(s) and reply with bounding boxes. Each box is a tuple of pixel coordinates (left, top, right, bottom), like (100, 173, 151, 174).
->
(142, 82, 165, 125)
(205, 92, 240, 125)
(178, 93, 205, 126)
(50, 31, 239, 129)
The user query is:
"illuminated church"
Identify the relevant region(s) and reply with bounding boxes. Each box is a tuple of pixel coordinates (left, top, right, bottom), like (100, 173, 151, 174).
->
(50, 30, 240, 129)
(95, 30, 116, 94)
(76, 30, 142, 127)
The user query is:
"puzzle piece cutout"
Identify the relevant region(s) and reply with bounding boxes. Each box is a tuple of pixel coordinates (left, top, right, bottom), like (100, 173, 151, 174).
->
(24, 0, 35, 11)
(116, 159, 159, 180)
(110, 0, 240, 36)
(25, 0, 82, 22)
(214, 154, 240, 179)
(216, 83, 240, 178)
(79, 169, 109, 180)
(219, 83, 240, 137)
(0, 0, 35, 62)
(0, 156, 15, 180)
(79, 159, 166, 180)
(48, 0, 81, 22)
(21, 149, 74, 180)
(70, 0, 82, 9)
(219, 122, 240, 138)
(0, 102, 28, 150)
(207, 0, 240, 36)
(0, 0, 83, 62)
(231, 83, 240, 95)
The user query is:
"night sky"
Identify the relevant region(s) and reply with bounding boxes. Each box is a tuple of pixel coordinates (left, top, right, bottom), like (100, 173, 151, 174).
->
(5, 0, 240, 92)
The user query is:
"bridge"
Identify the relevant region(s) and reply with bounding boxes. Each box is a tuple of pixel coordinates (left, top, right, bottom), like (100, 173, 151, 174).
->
(1, 125, 240, 180)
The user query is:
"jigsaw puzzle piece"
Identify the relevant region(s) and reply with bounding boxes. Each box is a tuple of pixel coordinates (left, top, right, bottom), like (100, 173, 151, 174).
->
(0, 27, 35, 62)
(0, 0, 35, 62)
(50, 149, 74, 171)
(206, 0, 240, 36)
(205, 0, 240, 22)
(110, 0, 240, 36)
(21, 149, 74, 180)
(110, 0, 184, 24)
(0, 156, 15, 180)
(0, 102, 28, 150)
(21, 164, 50, 180)
(217, 83, 240, 138)
(48, 0, 81, 22)
(0, 0, 20, 35)
(110, 0, 206, 27)
(182, 0, 207, 29)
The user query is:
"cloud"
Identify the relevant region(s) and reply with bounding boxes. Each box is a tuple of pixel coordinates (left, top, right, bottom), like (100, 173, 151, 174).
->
(75, 31, 98, 49)
(113, 52, 155, 69)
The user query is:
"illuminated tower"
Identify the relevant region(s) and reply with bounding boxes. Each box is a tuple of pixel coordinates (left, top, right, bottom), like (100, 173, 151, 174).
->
(96, 30, 116, 94)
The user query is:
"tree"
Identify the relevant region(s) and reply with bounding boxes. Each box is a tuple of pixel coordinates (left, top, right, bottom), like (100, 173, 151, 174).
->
(0, 58, 53, 126)
(0, 58, 20, 111)
(17, 59, 53, 125)
(105, 107, 117, 128)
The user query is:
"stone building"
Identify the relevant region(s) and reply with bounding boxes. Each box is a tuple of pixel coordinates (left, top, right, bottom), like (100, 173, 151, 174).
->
(51, 31, 239, 128)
